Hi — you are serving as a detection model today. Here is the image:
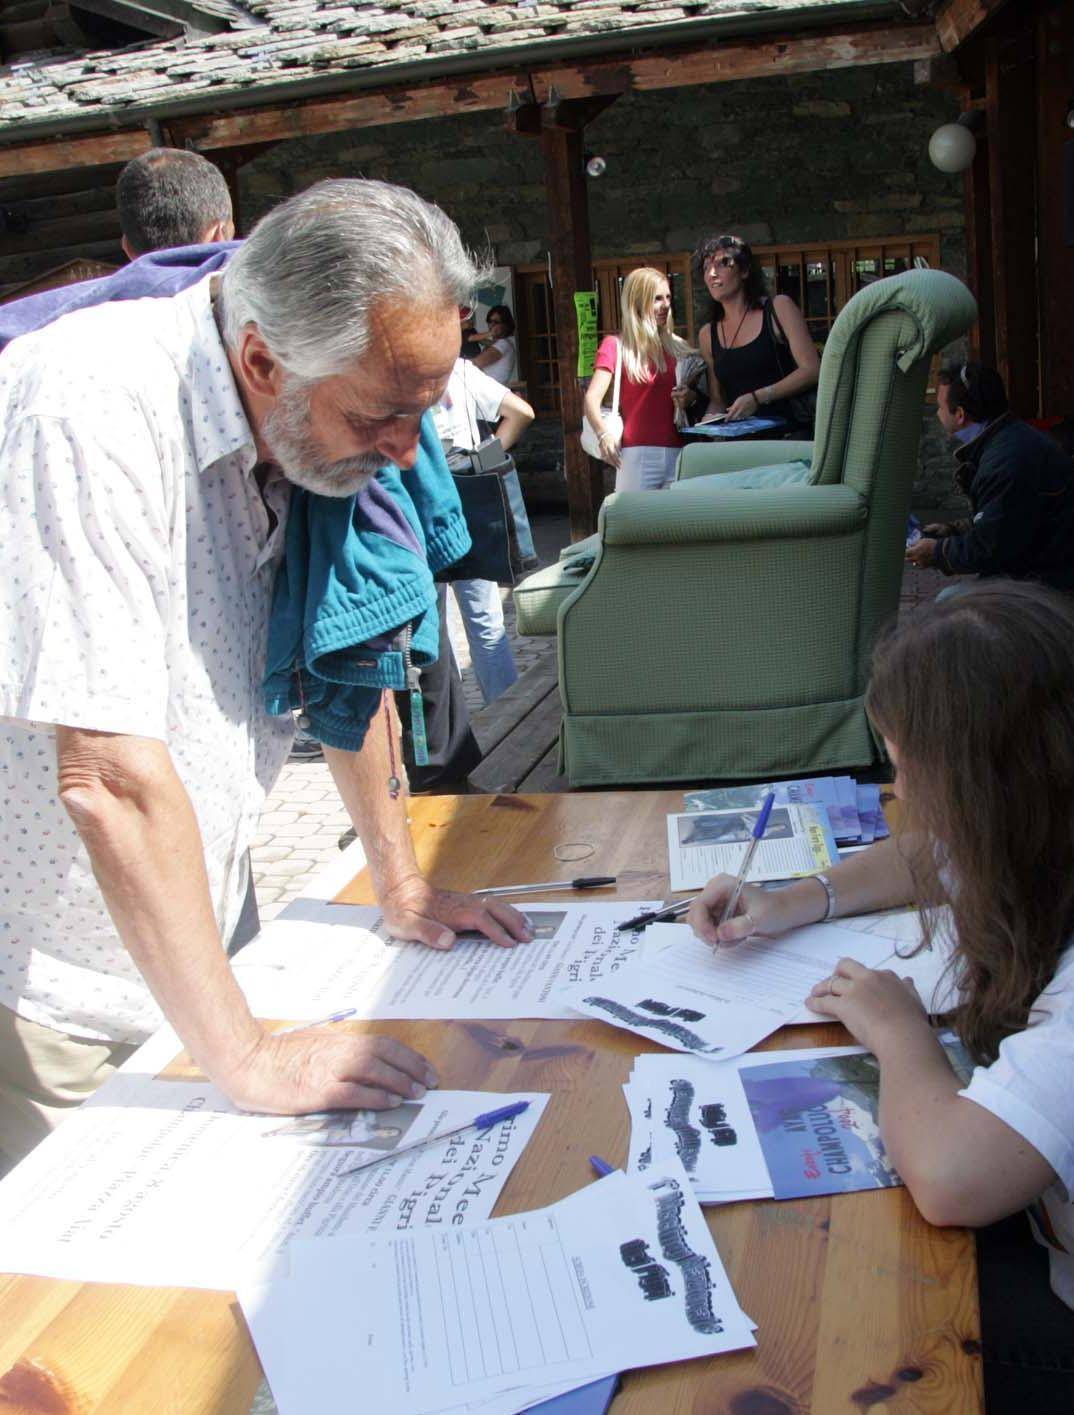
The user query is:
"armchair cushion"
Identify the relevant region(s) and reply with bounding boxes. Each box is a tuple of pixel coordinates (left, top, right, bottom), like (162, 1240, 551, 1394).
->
(667, 459, 814, 492)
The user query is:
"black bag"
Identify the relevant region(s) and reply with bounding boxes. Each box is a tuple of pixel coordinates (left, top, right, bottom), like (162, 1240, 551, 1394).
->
(764, 299, 818, 434)
(436, 438, 523, 588)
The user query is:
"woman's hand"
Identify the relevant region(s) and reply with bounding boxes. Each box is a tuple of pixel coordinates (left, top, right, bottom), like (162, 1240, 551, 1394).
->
(671, 385, 691, 413)
(687, 873, 815, 947)
(597, 429, 622, 468)
(724, 392, 759, 421)
(806, 957, 930, 1053)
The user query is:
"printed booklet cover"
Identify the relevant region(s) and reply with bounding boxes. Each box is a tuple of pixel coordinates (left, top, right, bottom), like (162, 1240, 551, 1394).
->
(737, 1037, 972, 1200)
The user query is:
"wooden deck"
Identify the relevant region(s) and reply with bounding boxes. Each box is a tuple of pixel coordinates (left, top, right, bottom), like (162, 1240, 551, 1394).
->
(469, 648, 567, 794)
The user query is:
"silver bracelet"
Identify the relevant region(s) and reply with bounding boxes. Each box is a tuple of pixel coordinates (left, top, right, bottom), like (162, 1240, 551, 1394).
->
(812, 872, 837, 921)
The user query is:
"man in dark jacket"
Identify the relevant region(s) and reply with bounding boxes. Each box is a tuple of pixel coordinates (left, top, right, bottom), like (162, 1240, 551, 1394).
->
(907, 363, 1074, 591)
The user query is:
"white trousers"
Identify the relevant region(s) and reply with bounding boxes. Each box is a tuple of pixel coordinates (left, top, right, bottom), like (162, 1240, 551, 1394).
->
(614, 444, 681, 492)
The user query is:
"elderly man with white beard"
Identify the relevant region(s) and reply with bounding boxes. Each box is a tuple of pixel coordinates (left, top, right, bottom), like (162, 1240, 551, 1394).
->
(0, 180, 530, 1167)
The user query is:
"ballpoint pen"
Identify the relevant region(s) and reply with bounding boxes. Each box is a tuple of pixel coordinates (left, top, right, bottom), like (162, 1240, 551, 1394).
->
(718, 791, 777, 928)
(337, 1100, 531, 1176)
(273, 1008, 358, 1035)
(473, 876, 616, 897)
(618, 898, 695, 931)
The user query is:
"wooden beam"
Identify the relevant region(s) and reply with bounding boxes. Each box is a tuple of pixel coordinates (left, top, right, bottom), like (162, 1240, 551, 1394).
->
(5, 128, 151, 179)
(935, 0, 1014, 54)
(173, 20, 938, 153)
(540, 120, 603, 540)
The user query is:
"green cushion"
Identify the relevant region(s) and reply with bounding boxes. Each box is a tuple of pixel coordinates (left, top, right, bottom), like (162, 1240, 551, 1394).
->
(667, 459, 814, 492)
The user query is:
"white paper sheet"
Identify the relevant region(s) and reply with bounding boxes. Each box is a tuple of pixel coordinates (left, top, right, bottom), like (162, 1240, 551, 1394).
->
(0, 1074, 546, 1290)
(571, 925, 891, 1058)
(667, 804, 835, 892)
(234, 900, 661, 1021)
(239, 1162, 754, 1415)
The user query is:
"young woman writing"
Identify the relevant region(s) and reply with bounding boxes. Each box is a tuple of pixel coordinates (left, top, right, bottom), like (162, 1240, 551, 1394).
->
(687, 580, 1074, 1306)
(584, 267, 692, 492)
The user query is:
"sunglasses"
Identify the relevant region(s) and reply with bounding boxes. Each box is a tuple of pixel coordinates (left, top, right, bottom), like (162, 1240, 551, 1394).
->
(704, 254, 738, 272)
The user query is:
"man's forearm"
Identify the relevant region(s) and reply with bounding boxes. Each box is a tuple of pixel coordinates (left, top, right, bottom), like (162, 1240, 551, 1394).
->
(56, 728, 263, 1084)
(323, 697, 421, 897)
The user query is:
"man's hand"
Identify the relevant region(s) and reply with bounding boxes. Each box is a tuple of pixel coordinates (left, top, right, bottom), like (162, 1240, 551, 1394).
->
(380, 875, 534, 950)
(223, 1029, 439, 1114)
(905, 535, 938, 567)
(805, 957, 930, 1053)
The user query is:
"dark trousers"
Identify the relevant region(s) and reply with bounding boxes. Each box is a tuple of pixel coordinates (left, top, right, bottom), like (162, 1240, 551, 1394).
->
(977, 1212, 1074, 1412)
(394, 586, 481, 792)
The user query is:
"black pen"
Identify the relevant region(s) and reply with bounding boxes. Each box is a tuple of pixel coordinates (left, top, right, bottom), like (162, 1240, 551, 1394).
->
(618, 898, 695, 931)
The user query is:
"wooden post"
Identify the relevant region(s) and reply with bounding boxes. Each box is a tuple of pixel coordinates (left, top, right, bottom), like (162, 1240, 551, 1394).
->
(539, 118, 603, 540)
(1035, 0, 1074, 414)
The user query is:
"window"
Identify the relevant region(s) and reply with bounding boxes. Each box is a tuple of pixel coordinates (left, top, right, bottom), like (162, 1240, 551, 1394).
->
(513, 236, 942, 414)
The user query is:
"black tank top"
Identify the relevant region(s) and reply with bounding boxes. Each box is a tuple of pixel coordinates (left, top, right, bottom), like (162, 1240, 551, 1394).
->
(710, 300, 790, 416)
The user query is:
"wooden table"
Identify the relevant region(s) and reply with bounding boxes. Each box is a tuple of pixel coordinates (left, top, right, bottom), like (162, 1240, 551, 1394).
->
(0, 792, 982, 1414)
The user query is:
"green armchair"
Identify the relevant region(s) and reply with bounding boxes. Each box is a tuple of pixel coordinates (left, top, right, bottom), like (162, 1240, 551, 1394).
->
(512, 269, 978, 787)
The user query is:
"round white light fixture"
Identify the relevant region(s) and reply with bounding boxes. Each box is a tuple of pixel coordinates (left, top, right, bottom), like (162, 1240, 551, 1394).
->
(585, 155, 607, 178)
(928, 122, 977, 174)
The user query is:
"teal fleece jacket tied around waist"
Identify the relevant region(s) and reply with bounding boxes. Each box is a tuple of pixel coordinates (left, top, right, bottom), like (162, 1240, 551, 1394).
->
(264, 414, 471, 751)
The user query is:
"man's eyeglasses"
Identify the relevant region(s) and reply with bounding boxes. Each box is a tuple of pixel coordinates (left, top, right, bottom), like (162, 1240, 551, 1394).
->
(704, 254, 738, 272)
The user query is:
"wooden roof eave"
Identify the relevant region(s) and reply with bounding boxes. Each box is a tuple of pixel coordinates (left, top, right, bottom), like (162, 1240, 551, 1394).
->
(0, 12, 942, 181)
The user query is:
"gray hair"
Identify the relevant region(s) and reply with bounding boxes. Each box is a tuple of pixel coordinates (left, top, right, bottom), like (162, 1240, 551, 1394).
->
(219, 179, 485, 380)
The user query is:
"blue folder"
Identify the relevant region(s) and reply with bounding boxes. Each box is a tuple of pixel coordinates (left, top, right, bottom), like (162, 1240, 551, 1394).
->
(526, 1374, 620, 1413)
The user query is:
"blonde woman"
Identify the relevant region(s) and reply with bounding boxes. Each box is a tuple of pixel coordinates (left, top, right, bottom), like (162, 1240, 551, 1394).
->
(583, 267, 692, 492)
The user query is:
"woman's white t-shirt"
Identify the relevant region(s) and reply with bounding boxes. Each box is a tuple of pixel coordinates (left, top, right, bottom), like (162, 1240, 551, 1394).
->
(481, 337, 516, 386)
(961, 944, 1074, 1306)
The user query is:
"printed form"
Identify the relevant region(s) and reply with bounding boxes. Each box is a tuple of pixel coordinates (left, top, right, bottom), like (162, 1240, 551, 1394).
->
(239, 1162, 755, 1415)
(571, 925, 892, 1057)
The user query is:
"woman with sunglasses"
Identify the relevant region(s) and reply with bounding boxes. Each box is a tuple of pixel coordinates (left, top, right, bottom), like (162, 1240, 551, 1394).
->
(584, 267, 693, 492)
(692, 234, 818, 432)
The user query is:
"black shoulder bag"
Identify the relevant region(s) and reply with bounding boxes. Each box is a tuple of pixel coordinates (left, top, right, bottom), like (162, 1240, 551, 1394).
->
(764, 298, 818, 435)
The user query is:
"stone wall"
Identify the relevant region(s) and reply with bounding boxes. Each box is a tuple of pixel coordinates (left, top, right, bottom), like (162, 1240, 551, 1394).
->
(241, 59, 969, 511)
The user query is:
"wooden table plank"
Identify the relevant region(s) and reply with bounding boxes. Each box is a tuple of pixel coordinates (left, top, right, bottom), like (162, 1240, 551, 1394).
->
(0, 791, 982, 1414)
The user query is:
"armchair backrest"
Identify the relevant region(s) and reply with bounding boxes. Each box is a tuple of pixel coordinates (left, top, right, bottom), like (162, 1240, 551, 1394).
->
(810, 268, 977, 665)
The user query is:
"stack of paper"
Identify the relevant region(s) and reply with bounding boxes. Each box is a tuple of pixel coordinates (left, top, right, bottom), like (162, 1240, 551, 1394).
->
(683, 776, 890, 852)
(0, 1069, 547, 1291)
(233, 900, 661, 1023)
(239, 1161, 756, 1415)
(624, 1040, 972, 1205)
(569, 923, 894, 1058)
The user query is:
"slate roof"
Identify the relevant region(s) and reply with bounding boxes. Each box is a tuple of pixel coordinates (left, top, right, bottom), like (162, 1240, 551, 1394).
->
(0, 0, 915, 142)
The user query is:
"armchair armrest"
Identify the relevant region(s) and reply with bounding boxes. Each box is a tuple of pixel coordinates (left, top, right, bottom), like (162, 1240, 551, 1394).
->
(599, 484, 866, 547)
(676, 439, 814, 481)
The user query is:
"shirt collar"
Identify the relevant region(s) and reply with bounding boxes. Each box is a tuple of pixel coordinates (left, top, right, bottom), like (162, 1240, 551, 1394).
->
(953, 420, 987, 446)
(183, 275, 258, 476)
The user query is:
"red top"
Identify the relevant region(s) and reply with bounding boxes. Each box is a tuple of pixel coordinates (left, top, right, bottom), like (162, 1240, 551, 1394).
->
(595, 335, 682, 450)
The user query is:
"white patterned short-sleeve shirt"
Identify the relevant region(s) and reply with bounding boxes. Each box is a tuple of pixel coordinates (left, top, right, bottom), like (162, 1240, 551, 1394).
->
(0, 277, 294, 1044)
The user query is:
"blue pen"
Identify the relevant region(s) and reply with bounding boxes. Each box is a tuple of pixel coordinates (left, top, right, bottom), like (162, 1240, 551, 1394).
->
(338, 1099, 530, 1176)
(589, 1154, 615, 1177)
(274, 1007, 358, 1035)
(718, 791, 777, 931)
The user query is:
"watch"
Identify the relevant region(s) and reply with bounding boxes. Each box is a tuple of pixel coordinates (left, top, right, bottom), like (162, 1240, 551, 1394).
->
(813, 872, 837, 921)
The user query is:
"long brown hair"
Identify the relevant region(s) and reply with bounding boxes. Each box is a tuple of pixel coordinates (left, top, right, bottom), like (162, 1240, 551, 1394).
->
(866, 581, 1074, 1064)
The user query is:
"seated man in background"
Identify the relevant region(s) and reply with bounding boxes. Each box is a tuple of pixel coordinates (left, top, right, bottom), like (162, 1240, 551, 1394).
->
(907, 363, 1074, 591)
(0, 179, 529, 1169)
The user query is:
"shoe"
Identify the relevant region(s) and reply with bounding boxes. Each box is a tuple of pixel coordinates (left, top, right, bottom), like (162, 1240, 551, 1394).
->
(288, 734, 323, 762)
